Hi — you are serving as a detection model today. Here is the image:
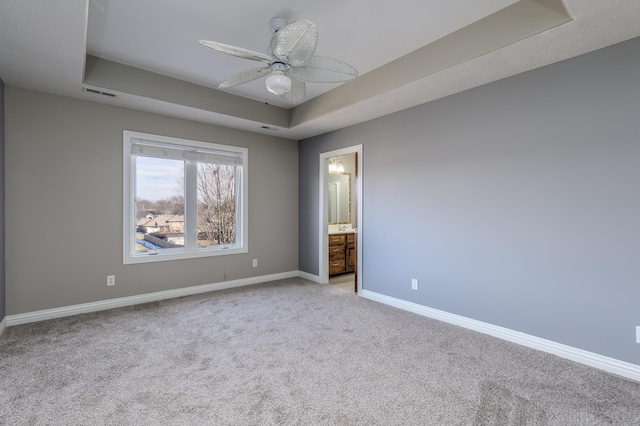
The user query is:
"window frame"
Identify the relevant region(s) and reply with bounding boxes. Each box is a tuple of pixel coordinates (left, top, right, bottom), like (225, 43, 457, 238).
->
(123, 130, 248, 264)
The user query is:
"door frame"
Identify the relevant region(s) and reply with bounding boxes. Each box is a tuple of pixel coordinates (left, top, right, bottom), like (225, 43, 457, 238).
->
(319, 145, 363, 292)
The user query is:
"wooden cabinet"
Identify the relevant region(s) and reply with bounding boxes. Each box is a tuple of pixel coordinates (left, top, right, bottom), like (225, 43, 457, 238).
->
(345, 233, 356, 272)
(329, 233, 355, 276)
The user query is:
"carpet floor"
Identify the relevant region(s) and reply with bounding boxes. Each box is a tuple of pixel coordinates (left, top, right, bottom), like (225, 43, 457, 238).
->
(1, 278, 639, 425)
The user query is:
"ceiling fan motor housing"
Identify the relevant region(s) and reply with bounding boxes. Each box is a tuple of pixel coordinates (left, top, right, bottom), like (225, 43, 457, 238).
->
(270, 17, 287, 34)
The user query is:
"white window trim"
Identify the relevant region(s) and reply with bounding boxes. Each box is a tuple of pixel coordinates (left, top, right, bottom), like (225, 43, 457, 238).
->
(123, 130, 248, 264)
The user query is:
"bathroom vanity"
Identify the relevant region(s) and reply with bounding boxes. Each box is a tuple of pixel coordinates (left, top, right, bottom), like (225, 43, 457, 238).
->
(328, 232, 356, 276)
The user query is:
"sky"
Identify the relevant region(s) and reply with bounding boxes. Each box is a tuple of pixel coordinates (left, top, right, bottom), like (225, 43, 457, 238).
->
(136, 157, 184, 201)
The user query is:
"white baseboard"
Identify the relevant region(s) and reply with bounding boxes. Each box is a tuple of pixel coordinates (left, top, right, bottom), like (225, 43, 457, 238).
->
(9, 274, 635, 383)
(6, 271, 302, 327)
(0, 317, 6, 337)
(361, 289, 640, 383)
(298, 271, 321, 283)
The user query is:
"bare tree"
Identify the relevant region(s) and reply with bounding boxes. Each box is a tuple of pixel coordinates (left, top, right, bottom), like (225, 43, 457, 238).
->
(155, 195, 184, 215)
(197, 163, 237, 245)
(135, 198, 153, 217)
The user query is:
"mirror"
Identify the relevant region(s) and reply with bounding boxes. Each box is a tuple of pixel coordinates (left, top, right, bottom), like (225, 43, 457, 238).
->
(328, 172, 351, 224)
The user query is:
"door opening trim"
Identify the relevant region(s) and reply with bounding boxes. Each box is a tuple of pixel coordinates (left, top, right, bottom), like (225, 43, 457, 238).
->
(319, 145, 363, 293)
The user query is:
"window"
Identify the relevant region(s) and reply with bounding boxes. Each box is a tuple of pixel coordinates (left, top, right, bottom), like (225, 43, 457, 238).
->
(123, 131, 247, 264)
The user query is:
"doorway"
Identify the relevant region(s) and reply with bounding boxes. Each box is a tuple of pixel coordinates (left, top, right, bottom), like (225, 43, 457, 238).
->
(319, 145, 363, 293)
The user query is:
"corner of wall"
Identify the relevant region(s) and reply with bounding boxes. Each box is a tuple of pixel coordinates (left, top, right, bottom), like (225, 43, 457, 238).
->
(0, 77, 6, 324)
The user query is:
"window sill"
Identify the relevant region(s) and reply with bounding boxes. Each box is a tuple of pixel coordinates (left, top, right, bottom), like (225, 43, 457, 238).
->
(124, 245, 247, 264)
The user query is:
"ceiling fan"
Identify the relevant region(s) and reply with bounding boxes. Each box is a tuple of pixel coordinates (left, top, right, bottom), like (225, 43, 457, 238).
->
(199, 17, 358, 105)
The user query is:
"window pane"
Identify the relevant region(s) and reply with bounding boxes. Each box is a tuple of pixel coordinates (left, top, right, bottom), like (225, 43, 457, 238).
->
(134, 157, 185, 252)
(124, 130, 248, 264)
(197, 163, 237, 247)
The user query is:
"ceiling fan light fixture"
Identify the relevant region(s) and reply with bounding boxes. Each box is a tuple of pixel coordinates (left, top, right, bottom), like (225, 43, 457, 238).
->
(266, 64, 291, 95)
(199, 18, 358, 104)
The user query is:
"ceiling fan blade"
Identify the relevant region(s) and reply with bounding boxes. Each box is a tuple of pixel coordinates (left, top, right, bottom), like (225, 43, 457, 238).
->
(199, 40, 272, 63)
(291, 55, 358, 83)
(270, 20, 317, 66)
(279, 72, 306, 104)
(219, 66, 271, 89)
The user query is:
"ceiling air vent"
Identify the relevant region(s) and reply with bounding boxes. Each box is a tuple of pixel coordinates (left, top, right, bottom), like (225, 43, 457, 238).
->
(82, 87, 116, 98)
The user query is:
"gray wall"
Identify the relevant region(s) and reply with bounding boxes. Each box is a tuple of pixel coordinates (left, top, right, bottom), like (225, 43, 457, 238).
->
(0, 78, 5, 322)
(5, 87, 298, 315)
(299, 36, 640, 365)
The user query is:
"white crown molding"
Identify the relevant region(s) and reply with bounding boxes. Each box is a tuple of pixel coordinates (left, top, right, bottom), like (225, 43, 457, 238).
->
(360, 289, 640, 383)
(6, 271, 301, 327)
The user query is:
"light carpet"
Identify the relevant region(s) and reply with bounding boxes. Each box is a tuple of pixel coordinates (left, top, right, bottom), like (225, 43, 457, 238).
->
(1, 278, 639, 425)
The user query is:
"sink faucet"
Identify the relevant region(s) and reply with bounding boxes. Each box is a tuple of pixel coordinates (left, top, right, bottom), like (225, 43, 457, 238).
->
(339, 225, 347, 231)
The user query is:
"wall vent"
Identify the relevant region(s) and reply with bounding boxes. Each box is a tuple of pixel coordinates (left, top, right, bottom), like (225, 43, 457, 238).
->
(82, 87, 116, 98)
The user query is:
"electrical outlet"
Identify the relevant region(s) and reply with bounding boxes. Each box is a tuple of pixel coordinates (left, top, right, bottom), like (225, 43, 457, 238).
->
(224, 273, 229, 280)
(411, 278, 419, 290)
(636, 326, 640, 344)
(106, 275, 115, 286)
(252, 259, 258, 267)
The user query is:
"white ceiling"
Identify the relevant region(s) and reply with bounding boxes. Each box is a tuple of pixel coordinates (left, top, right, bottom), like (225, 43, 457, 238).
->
(1, 0, 640, 140)
(86, 0, 513, 107)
